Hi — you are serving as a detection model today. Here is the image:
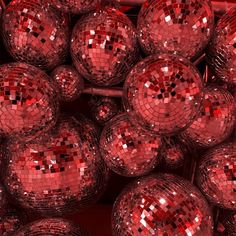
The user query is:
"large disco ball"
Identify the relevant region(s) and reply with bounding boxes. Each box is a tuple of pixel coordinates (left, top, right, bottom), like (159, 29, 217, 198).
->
(112, 173, 213, 235)
(137, 0, 214, 59)
(196, 141, 236, 210)
(207, 8, 236, 85)
(51, 65, 84, 102)
(123, 54, 203, 136)
(100, 113, 162, 177)
(0, 63, 59, 141)
(180, 86, 235, 148)
(51, 0, 101, 14)
(71, 7, 139, 86)
(13, 218, 88, 236)
(4, 117, 108, 216)
(2, 0, 69, 71)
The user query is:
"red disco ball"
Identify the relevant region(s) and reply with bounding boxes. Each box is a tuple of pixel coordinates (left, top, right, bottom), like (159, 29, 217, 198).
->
(4, 117, 108, 216)
(51, 0, 101, 14)
(13, 218, 88, 235)
(89, 96, 120, 125)
(2, 0, 69, 71)
(162, 137, 186, 169)
(196, 141, 236, 210)
(71, 7, 139, 86)
(73, 113, 101, 142)
(51, 65, 84, 102)
(100, 113, 162, 177)
(180, 86, 235, 148)
(207, 8, 236, 85)
(0, 63, 59, 141)
(137, 0, 214, 59)
(123, 54, 203, 136)
(112, 173, 213, 235)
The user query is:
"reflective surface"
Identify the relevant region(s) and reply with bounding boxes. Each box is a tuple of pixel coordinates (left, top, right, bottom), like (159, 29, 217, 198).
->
(2, 0, 69, 70)
(13, 218, 88, 235)
(112, 173, 213, 236)
(162, 137, 185, 169)
(89, 97, 119, 125)
(71, 7, 139, 86)
(197, 141, 236, 210)
(207, 7, 236, 85)
(180, 86, 235, 148)
(123, 54, 203, 136)
(51, 65, 84, 102)
(0, 63, 59, 141)
(137, 0, 214, 59)
(100, 113, 162, 177)
(4, 117, 108, 216)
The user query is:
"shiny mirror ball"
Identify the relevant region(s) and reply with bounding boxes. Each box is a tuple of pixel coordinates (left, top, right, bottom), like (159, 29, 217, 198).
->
(162, 137, 186, 169)
(51, 0, 101, 14)
(0, 63, 59, 141)
(137, 0, 214, 59)
(180, 86, 235, 148)
(100, 113, 162, 177)
(196, 141, 236, 210)
(13, 218, 88, 236)
(123, 54, 203, 136)
(207, 8, 236, 85)
(89, 97, 119, 125)
(4, 117, 108, 216)
(2, 0, 69, 71)
(71, 7, 139, 86)
(51, 65, 84, 102)
(112, 173, 213, 236)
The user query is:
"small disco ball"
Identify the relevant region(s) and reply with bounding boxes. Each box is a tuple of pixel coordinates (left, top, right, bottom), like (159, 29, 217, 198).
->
(0, 184, 8, 215)
(4, 117, 108, 216)
(51, 65, 84, 102)
(137, 0, 214, 59)
(218, 211, 236, 236)
(13, 218, 88, 236)
(73, 113, 101, 142)
(51, 0, 101, 14)
(2, 0, 69, 71)
(196, 141, 236, 210)
(112, 173, 213, 235)
(89, 96, 119, 125)
(100, 113, 162, 177)
(207, 8, 236, 85)
(71, 7, 139, 86)
(180, 86, 235, 148)
(123, 54, 203, 136)
(0, 63, 59, 141)
(162, 137, 185, 169)
(0, 209, 22, 236)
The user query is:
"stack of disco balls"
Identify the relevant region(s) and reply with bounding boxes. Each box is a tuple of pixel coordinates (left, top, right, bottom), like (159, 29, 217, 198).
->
(0, 0, 235, 235)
